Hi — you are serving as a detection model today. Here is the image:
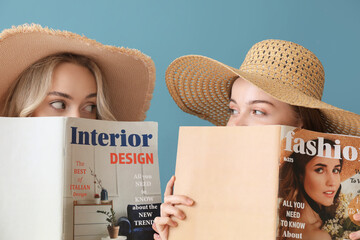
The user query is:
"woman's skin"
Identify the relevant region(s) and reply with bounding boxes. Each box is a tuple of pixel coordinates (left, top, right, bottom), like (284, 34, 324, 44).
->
(153, 77, 303, 240)
(304, 156, 341, 207)
(294, 200, 331, 240)
(227, 79, 302, 127)
(32, 62, 97, 118)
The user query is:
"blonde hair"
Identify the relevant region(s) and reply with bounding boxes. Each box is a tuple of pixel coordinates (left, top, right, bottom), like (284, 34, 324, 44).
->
(3, 53, 116, 120)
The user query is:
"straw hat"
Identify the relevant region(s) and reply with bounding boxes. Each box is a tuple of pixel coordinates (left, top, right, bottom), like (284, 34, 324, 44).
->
(166, 39, 360, 136)
(0, 24, 155, 121)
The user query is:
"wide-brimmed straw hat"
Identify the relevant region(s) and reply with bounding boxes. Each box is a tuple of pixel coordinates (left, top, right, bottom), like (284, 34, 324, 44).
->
(0, 24, 155, 121)
(166, 39, 360, 136)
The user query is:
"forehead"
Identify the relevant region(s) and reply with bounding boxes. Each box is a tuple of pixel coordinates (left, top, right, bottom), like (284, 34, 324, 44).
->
(51, 62, 97, 91)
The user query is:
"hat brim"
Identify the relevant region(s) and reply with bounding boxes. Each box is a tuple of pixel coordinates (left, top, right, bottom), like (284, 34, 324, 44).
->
(166, 55, 360, 136)
(0, 24, 155, 121)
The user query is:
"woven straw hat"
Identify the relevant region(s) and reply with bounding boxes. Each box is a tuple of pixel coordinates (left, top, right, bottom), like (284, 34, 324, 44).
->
(166, 39, 360, 136)
(0, 24, 155, 121)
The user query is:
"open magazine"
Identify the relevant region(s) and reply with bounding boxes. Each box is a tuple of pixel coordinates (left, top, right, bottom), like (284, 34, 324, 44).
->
(0, 117, 161, 240)
(169, 125, 360, 240)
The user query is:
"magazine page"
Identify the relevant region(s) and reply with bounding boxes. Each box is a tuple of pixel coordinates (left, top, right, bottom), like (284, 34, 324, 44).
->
(277, 128, 360, 240)
(0, 117, 65, 240)
(169, 125, 288, 240)
(63, 118, 161, 240)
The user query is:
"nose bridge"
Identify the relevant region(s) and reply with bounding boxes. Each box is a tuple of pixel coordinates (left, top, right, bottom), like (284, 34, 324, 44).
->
(326, 171, 336, 186)
(67, 107, 81, 118)
(233, 112, 248, 126)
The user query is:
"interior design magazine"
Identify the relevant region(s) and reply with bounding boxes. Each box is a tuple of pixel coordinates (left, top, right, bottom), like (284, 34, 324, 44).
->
(169, 125, 360, 240)
(0, 117, 161, 240)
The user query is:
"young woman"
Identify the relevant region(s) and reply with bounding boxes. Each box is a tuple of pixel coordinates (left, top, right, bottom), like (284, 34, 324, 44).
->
(0, 24, 155, 121)
(154, 39, 360, 240)
(279, 138, 342, 240)
(3, 53, 115, 119)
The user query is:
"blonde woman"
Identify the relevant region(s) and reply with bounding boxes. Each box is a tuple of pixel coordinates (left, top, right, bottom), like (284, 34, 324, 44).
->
(0, 24, 155, 121)
(154, 39, 360, 240)
(3, 53, 115, 120)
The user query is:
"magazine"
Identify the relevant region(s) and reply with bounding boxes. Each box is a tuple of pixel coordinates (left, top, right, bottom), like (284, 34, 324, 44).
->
(0, 117, 161, 240)
(169, 125, 360, 240)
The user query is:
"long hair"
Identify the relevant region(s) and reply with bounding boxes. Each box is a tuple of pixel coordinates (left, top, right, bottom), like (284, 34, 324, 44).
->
(277, 138, 342, 240)
(293, 106, 326, 133)
(3, 53, 116, 120)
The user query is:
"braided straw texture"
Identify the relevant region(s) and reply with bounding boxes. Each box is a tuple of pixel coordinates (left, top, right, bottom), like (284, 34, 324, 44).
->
(166, 39, 360, 136)
(166, 55, 236, 126)
(240, 40, 324, 100)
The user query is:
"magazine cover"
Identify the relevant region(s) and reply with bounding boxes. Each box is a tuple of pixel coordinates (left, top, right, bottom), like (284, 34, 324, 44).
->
(278, 128, 360, 240)
(169, 125, 360, 240)
(0, 117, 161, 240)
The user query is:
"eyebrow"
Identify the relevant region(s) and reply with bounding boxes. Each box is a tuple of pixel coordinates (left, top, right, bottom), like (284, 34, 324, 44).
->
(314, 163, 327, 167)
(86, 93, 97, 99)
(314, 163, 341, 168)
(48, 91, 97, 100)
(229, 99, 275, 107)
(48, 91, 72, 99)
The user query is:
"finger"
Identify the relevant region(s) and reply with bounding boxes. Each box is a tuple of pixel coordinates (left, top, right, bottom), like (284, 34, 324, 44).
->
(154, 216, 178, 227)
(164, 176, 176, 196)
(349, 230, 360, 240)
(152, 222, 158, 232)
(164, 194, 194, 206)
(161, 203, 186, 220)
(153, 233, 161, 240)
(159, 229, 169, 240)
(354, 213, 360, 221)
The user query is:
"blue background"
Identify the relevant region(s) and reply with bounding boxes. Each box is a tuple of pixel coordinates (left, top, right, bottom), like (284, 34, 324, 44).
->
(1, 0, 359, 194)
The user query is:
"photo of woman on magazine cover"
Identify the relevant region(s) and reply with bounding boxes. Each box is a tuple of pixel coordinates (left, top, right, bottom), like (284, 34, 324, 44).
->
(278, 138, 342, 240)
(0, 24, 155, 121)
(279, 130, 360, 240)
(153, 39, 360, 240)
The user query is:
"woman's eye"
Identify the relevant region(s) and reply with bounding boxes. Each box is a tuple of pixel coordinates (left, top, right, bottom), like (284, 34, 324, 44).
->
(84, 104, 97, 113)
(333, 168, 341, 174)
(50, 101, 66, 110)
(252, 110, 265, 115)
(314, 168, 324, 173)
(229, 108, 239, 115)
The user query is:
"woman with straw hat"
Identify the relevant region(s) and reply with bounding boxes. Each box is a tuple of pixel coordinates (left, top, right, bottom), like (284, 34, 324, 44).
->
(153, 39, 360, 240)
(0, 24, 155, 120)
